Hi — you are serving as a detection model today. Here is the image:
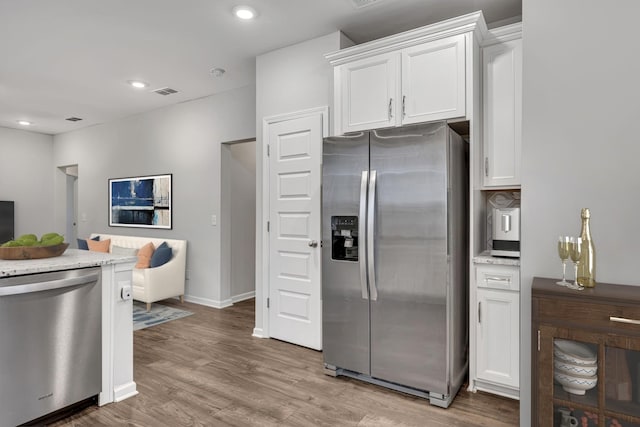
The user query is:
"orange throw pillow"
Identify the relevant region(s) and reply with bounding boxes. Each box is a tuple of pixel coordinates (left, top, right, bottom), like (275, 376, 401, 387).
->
(87, 238, 111, 253)
(135, 242, 155, 269)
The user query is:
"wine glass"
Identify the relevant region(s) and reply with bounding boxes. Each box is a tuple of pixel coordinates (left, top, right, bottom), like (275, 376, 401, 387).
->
(568, 237, 584, 290)
(556, 236, 571, 286)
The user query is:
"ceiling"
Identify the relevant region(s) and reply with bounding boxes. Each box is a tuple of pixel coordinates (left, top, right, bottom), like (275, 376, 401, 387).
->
(0, 0, 521, 135)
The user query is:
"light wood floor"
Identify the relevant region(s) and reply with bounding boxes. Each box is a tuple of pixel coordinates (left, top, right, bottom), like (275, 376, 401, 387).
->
(52, 299, 519, 426)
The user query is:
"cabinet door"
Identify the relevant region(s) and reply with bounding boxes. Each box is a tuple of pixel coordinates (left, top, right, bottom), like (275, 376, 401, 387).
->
(535, 326, 640, 427)
(535, 326, 602, 427)
(401, 34, 466, 124)
(337, 52, 400, 133)
(604, 334, 640, 425)
(477, 288, 519, 388)
(482, 38, 522, 187)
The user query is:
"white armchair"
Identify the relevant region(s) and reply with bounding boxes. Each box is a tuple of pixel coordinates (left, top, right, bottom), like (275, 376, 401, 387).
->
(90, 234, 187, 311)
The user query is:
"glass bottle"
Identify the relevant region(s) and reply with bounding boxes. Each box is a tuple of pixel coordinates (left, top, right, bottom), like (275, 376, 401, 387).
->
(577, 208, 596, 287)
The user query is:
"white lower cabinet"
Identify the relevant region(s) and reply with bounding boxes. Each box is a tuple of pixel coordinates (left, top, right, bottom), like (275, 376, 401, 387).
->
(472, 263, 520, 399)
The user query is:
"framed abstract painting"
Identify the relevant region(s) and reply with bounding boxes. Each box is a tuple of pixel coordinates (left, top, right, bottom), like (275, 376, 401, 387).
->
(109, 174, 172, 229)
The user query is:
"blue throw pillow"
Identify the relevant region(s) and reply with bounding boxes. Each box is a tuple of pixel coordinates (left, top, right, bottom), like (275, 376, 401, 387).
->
(77, 235, 99, 250)
(150, 244, 172, 267)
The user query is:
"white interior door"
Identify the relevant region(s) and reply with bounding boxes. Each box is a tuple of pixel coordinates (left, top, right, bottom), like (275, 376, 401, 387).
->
(268, 114, 322, 350)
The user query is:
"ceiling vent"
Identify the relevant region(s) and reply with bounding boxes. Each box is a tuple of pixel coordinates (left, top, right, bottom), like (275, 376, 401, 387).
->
(65, 117, 83, 122)
(152, 87, 178, 96)
(349, 0, 384, 8)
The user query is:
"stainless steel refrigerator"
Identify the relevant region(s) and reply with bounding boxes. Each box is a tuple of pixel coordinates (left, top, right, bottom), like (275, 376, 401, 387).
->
(322, 121, 468, 408)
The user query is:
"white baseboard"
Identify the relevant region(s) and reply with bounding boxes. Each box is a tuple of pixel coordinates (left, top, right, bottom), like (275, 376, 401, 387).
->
(182, 292, 254, 309)
(475, 379, 520, 401)
(183, 294, 233, 309)
(232, 290, 255, 303)
(113, 381, 138, 402)
(252, 327, 267, 338)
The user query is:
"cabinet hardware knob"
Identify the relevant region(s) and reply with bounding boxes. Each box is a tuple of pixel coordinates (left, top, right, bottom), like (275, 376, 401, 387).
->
(308, 240, 318, 248)
(610, 316, 640, 325)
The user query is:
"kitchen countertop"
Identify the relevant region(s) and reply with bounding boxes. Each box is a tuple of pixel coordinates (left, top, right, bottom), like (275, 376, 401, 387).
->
(473, 250, 520, 267)
(0, 248, 137, 277)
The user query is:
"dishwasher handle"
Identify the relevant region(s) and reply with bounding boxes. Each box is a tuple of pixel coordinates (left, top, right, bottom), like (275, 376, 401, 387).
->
(0, 271, 100, 296)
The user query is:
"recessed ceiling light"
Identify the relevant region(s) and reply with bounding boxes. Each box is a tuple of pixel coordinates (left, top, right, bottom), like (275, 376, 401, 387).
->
(210, 68, 226, 78)
(17, 120, 32, 126)
(233, 5, 257, 20)
(127, 80, 149, 89)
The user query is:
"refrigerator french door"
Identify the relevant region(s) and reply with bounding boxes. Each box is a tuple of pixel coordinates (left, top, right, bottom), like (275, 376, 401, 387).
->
(322, 121, 468, 408)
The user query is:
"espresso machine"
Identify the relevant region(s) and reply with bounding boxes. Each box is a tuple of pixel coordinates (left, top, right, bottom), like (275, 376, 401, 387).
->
(490, 207, 520, 257)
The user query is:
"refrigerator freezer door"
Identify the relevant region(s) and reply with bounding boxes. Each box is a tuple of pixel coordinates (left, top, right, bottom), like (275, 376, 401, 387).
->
(322, 133, 371, 375)
(369, 122, 449, 394)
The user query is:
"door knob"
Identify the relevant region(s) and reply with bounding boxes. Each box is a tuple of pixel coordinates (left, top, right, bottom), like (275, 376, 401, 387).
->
(308, 240, 318, 248)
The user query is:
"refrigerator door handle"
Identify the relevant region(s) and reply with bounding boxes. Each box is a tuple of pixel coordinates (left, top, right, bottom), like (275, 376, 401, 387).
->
(368, 170, 378, 301)
(359, 170, 369, 300)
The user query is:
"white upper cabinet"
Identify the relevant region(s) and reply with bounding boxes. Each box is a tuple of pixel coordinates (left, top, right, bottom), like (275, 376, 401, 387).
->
(326, 12, 486, 135)
(339, 52, 399, 133)
(482, 27, 522, 188)
(401, 34, 466, 124)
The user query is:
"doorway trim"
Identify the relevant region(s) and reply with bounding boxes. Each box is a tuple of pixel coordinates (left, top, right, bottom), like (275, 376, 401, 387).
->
(221, 138, 257, 308)
(257, 106, 329, 339)
(58, 164, 78, 247)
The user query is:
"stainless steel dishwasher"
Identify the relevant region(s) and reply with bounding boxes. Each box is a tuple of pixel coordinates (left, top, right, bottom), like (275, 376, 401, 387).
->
(0, 267, 102, 427)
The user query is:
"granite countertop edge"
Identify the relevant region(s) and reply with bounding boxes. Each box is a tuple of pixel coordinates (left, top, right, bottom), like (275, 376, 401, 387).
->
(0, 249, 137, 277)
(473, 250, 521, 267)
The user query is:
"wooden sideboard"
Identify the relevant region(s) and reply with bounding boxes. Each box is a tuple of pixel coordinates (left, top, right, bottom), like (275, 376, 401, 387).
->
(532, 277, 640, 427)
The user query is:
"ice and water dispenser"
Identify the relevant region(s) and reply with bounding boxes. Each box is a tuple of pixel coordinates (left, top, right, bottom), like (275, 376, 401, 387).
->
(331, 216, 358, 261)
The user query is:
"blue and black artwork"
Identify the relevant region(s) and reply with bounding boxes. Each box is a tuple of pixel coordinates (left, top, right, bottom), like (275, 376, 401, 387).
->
(110, 175, 171, 228)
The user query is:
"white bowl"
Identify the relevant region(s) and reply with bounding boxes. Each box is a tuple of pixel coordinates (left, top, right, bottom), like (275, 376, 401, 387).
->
(554, 371, 597, 395)
(554, 359, 597, 377)
(554, 340, 597, 365)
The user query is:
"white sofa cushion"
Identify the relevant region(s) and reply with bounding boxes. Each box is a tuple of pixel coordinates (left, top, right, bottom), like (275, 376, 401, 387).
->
(111, 245, 138, 256)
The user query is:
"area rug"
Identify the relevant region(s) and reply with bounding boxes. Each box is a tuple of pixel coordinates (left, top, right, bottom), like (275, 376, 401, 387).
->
(133, 301, 193, 331)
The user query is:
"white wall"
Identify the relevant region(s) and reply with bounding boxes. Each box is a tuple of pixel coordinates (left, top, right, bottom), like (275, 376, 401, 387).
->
(254, 31, 350, 336)
(520, 1, 640, 424)
(0, 127, 55, 238)
(52, 85, 256, 307)
(230, 141, 256, 299)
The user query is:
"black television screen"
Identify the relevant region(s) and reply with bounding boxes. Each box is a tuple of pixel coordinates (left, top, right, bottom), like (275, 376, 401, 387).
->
(0, 201, 15, 243)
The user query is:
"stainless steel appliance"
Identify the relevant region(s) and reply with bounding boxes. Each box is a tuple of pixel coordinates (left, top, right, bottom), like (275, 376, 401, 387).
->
(490, 207, 521, 257)
(0, 267, 102, 427)
(322, 121, 468, 408)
